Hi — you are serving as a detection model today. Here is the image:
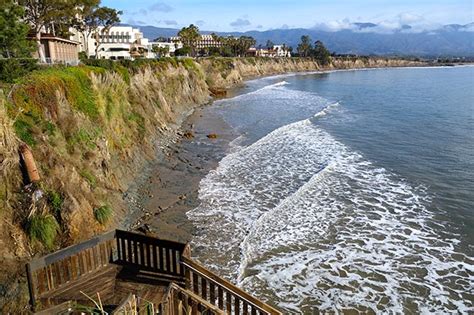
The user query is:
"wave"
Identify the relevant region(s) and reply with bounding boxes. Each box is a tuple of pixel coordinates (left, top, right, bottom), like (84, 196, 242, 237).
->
(187, 114, 473, 313)
(214, 80, 290, 105)
(313, 102, 340, 118)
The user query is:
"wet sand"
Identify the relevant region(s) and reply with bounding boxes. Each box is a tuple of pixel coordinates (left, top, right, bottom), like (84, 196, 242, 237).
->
(127, 103, 238, 243)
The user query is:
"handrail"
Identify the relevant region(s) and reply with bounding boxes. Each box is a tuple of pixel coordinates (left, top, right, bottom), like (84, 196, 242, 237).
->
(28, 230, 116, 272)
(182, 257, 281, 315)
(26, 230, 117, 310)
(163, 283, 225, 315)
(111, 293, 135, 314)
(115, 230, 187, 277)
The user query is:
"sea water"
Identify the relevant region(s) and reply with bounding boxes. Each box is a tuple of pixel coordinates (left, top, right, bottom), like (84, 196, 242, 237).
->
(187, 66, 474, 313)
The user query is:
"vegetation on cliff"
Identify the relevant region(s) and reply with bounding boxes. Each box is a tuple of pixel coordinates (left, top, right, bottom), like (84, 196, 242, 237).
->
(0, 56, 425, 311)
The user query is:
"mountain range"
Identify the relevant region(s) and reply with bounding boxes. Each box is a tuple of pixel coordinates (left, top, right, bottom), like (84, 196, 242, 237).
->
(134, 23, 474, 57)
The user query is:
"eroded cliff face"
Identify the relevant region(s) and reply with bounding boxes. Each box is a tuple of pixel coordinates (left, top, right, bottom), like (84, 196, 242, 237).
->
(199, 57, 424, 90)
(0, 60, 210, 310)
(0, 57, 425, 310)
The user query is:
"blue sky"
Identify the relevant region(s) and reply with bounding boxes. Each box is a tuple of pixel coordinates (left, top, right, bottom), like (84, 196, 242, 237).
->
(102, 0, 473, 32)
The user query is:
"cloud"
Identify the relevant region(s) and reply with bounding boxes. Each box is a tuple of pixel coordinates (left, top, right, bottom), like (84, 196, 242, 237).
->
(313, 14, 443, 34)
(127, 18, 146, 26)
(195, 20, 205, 27)
(230, 18, 251, 28)
(156, 19, 178, 26)
(149, 2, 173, 13)
(256, 25, 263, 29)
(280, 24, 290, 29)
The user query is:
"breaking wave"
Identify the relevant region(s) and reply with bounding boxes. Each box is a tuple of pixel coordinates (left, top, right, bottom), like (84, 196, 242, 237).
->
(187, 87, 473, 313)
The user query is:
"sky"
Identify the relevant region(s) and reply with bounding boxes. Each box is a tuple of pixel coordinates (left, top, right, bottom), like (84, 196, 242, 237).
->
(101, 0, 473, 32)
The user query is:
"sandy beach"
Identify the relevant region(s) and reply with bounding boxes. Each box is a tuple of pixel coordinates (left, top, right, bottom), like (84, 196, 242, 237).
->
(126, 99, 239, 243)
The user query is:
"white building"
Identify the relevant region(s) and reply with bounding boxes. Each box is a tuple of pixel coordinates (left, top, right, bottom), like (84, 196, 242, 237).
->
(272, 45, 292, 57)
(71, 26, 154, 60)
(247, 45, 291, 58)
(170, 34, 222, 50)
(149, 41, 183, 57)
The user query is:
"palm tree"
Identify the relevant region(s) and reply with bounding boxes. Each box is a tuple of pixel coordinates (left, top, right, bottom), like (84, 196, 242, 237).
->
(178, 24, 200, 57)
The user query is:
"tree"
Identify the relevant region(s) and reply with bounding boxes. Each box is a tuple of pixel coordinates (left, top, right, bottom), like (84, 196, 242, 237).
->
(75, 5, 121, 58)
(153, 36, 168, 42)
(178, 24, 200, 57)
(297, 35, 312, 57)
(266, 40, 274, 49)
(237, 36, 256, 56)
(152, 45, 169, 57)
(19, 0, 78, 62)
(0, 0, 33, 58)
(313, 40, 331, 65)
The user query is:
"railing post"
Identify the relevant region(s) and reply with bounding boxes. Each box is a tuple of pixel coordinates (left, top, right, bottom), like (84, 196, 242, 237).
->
(26, 263, 36, 311)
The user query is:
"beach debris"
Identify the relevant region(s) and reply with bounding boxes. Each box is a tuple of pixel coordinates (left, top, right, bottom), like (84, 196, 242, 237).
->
(183, 131, 194, 139)
(136, 224, 151, 234)
(209, 87, 227, 97)
(19, 143, 40, 183)
(207, 133, 218, 139)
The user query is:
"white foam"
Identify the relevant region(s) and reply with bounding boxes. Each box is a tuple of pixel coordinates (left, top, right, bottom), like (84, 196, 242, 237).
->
(187, 111, 473, 313)
(313, 102, 340, 118)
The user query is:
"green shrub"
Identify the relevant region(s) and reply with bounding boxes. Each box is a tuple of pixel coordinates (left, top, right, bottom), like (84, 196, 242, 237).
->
(94, 205, 112, 225)
(0, 58, 39, 83)
(13, 118, 36, 146)
(47, 190, 63, 215)
(79, 169, 97, 188)
(26, 214, 59, 249)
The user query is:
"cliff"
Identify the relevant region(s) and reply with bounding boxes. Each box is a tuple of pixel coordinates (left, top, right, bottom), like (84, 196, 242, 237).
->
(0, 57, 424, 310)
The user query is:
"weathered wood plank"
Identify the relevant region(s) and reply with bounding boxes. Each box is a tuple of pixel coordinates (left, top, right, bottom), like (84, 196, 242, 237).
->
(209, 282, 215, 305)
(159, 246, 164, 272)
(218, 286, 224, 309)
(226, 291, 232, 314)
(152, 244, 158, 269)
(165, 248, 171, 272)
(193, 272, 199, 294)
(146, 244, 152, 269)
(201, 277, 207, 300)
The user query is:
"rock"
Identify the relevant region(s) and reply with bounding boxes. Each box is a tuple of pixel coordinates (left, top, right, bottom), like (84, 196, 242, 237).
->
(207, 133, 218, 139)
(183, 131, 194, 139)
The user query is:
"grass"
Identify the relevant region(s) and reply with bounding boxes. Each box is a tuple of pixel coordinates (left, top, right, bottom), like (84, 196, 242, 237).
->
(79, 169, 97, 188)
(128, 112, 146, 139)
(13, 67, 99, 121)
(47, 190, 63, 217)
(94, 205, 112, 225)
(13, 118, 36, 146)
(67, 127, 100, 152)
(26, 214, 59, 249)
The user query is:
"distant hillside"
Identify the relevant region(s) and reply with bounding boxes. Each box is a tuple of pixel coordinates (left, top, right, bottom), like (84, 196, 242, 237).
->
(135, 23, 474, 57)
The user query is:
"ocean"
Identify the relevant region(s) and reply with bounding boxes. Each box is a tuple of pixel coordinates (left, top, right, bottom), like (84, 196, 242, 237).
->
(187, 66, 474, 313)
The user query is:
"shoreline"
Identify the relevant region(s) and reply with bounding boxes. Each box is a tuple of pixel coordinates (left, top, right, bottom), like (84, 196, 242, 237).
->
(127, 103, 238, 242)
(126, 62, 467, 242)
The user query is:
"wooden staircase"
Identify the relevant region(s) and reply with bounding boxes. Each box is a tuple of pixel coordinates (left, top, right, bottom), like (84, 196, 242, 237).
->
(26, 229, 281, 314)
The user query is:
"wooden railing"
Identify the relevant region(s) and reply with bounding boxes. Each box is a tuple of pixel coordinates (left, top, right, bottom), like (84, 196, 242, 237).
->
(161, 283, 224, 315)
(182, 257, 281, 315)
(115, 229, 189, 278)
(27, 230, 281, 315)
(26, 230, 116, 307)
(110, 293, 136, 314)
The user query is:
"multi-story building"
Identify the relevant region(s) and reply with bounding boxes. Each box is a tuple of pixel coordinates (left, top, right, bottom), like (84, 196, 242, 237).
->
(30, 34, 80, 64)
(170, 34, 222, 50)
(70, 26, 154, 60)
(247, 45, 291, 58)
